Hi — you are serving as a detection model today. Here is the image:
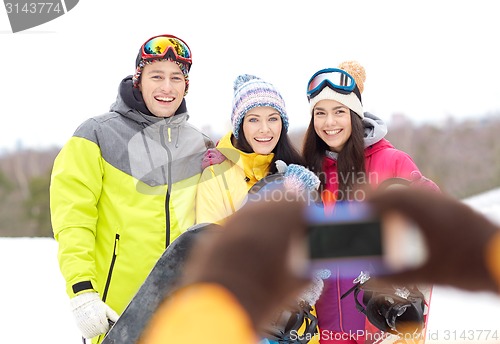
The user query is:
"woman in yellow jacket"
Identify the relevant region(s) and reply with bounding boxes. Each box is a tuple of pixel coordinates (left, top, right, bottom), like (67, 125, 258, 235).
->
(196, 74, 322, 343)
(196, 74, 309, 224)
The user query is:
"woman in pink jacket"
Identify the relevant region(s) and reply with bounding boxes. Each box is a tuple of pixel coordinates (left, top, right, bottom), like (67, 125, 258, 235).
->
(302, 61, 438, 343)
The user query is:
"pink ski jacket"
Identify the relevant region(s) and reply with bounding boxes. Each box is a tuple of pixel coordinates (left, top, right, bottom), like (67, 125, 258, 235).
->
(315, 113, 437, 343)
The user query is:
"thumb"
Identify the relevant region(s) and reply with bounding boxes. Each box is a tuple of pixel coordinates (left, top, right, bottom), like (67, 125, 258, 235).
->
(105, 305, 119, 323)
(410, 170, 423, 181)
(374, 266, 430, 287)
(366, 269, 430, 296)
(275, 159, 288, 173)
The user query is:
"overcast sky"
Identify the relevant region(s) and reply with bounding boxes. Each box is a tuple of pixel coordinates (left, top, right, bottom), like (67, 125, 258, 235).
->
(1, 0, 500, 150)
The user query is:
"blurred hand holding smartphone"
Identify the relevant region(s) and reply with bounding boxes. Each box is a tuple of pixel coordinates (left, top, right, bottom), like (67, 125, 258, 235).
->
(306, 200, 428, 278)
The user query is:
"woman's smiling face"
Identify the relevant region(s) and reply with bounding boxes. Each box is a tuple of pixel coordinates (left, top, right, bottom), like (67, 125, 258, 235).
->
(313, 99, 352, 153)
(242, 106, 282, 155)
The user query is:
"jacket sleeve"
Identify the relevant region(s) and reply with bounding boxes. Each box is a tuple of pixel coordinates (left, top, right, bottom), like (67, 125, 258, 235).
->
(196, 165, 234, 225)
(50, 135, 104, 298)
(385, 149, 439, 191)
(386, 149, 420, 178)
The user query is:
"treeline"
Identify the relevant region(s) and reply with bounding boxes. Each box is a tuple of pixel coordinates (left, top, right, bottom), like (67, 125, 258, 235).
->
(0, 147, 59, 237)
(385, 114, 500, 199)
(1, 114, 499, 237)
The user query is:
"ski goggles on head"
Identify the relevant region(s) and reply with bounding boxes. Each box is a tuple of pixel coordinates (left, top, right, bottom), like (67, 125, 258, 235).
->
(307, 68, 358, 100)
(140, 34, 192, 66)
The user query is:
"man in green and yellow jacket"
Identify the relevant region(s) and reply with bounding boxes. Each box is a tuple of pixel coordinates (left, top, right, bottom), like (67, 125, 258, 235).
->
(49, 34, 213, 344)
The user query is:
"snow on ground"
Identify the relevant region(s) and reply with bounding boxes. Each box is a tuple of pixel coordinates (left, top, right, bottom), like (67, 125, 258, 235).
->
(0, 237, 81, 343)
(1, 189, 500, 343)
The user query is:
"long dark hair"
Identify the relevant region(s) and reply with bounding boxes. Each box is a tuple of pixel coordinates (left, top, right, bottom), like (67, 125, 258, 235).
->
(302, 111, 366, 200)
(234, 125, 304, 174)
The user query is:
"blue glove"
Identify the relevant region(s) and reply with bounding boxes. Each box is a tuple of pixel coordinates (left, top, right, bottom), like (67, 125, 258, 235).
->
(275, 160, 320, 192)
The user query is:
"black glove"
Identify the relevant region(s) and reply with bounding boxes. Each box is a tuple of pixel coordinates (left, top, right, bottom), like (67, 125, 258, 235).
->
(181, 198, 311, 331)
(370, 187, 499, 292)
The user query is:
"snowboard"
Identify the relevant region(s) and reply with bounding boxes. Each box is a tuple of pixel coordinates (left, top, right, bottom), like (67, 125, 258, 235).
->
(102, 223, 216, 344)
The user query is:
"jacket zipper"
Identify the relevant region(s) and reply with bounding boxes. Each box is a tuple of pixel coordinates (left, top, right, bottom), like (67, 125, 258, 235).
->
(160, 124, 173, 248)
(102, 233, 120, 302)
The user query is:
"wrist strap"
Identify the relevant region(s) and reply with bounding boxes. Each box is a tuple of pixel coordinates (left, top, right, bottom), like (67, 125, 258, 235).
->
(72, 281, 94, 294)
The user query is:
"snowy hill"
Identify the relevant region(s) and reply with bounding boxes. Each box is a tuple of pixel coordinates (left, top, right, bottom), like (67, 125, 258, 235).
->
(1, 189, 500, 343)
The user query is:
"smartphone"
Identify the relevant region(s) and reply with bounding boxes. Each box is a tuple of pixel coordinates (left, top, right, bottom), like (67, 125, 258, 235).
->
(306, 201, 428, 278)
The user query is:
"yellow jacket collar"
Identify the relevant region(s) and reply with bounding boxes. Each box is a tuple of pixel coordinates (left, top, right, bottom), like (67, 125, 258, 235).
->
(217, 131, 274, 184)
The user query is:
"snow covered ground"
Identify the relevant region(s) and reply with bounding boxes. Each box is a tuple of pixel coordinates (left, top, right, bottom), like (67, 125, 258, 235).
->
(1, 189, 500, 343)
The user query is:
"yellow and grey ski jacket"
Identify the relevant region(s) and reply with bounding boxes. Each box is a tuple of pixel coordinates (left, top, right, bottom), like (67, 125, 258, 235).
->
(196, 131, 274, 224)
(50, 89, 213, 335)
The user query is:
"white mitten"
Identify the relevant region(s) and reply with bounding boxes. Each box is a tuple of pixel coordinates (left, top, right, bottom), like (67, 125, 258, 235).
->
(70, 292, 119, 339)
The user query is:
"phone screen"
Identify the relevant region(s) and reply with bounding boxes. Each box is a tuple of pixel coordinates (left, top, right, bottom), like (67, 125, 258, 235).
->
(309, 220, 383, 259)
(305, 202, 389, 277)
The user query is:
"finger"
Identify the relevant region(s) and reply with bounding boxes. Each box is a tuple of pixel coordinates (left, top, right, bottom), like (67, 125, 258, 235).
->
(106, 306, 120, 322)
(370, 188, 452, 231)
(369, 266, 430, 288)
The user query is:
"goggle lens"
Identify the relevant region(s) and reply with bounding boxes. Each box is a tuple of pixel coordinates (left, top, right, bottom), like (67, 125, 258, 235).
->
(142, 35, 192, 63)
(307, 69, 356, 96)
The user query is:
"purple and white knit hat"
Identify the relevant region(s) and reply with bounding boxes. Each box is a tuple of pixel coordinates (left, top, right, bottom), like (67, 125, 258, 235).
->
(231, 74, 289, 139)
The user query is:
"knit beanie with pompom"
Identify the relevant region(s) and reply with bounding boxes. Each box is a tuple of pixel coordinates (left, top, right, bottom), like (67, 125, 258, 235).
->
(309, 60, 366, 118)
(231, 74, 289, 139)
